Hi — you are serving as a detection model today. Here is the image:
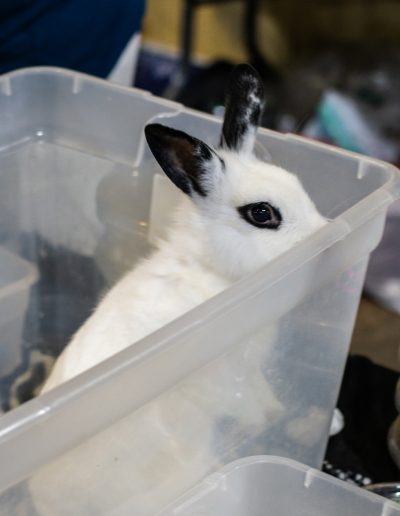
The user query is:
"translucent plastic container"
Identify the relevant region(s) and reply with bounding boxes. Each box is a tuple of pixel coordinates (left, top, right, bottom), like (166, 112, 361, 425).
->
(159, 456, 400, 516)
(0, 68, 398, 515)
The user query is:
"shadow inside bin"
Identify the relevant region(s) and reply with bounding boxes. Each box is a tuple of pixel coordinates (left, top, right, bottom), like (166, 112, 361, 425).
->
(0, 233, 106, 412)
(0, 481, 40, 516)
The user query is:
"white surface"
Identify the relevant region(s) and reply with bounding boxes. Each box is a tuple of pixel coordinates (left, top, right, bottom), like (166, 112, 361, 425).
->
(108, 33, 141, 86)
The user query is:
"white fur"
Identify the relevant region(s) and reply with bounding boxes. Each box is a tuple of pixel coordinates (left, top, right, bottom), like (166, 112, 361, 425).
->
(31, 329, 283, 516)
(30, 149, 327, 514)
(42, 150, 325, 392)
(33, 69, 329, 512)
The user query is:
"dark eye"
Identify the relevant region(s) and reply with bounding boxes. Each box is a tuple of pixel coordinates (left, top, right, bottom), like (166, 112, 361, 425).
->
(237, 202, 282, 229)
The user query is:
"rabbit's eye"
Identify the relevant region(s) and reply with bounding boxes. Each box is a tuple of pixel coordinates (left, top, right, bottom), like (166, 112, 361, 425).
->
(238, 202, 282, 229)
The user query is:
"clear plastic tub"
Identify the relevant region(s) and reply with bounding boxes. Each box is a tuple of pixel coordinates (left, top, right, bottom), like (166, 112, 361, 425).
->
(0, 68, 398, 515)
(159, 456, 400, 516)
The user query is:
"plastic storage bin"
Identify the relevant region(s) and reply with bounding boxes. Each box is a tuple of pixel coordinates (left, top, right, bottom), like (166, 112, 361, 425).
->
(159, 456, 400, 516)
(0, 68, 398, 515)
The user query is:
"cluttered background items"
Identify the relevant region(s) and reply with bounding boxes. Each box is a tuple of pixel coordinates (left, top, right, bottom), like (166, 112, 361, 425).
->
(139, 1, 400, 162)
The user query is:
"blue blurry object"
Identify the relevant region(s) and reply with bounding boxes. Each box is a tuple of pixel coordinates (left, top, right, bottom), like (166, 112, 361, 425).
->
(0, 0, 145, 78)
(317, 91, 363, 154)
(316, 89, 398, 163)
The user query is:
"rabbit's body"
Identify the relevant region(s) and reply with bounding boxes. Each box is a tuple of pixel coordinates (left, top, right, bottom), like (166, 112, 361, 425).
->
(31, 65, 332, 516)
(42, 149, 325, 392)
(42, 196, 229, 392)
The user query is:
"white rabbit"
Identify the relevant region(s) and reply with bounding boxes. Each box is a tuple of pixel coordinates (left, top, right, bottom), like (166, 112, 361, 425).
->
(29, 65, 329, 516)
(42, 64, 326, 393)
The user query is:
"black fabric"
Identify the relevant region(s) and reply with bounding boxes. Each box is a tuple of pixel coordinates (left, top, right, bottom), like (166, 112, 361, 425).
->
(325, 355, 399, 483)
(0, 234, 106, 411)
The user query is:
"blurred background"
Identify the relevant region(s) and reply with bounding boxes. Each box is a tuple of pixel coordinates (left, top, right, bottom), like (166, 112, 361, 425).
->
(1, 0, 400, 494)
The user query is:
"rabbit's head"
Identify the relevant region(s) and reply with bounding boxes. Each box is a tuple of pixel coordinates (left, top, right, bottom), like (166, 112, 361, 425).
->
(145, 64, 326, 280)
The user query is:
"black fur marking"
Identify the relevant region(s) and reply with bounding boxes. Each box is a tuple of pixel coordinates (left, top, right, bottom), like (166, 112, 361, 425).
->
(237, 202, 282, 230)
(145, 124, 216, 197)
(220, 64, 265, 152)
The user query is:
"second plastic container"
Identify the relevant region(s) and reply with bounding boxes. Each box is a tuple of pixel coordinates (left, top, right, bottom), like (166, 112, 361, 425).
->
(159, 456, 400, 516)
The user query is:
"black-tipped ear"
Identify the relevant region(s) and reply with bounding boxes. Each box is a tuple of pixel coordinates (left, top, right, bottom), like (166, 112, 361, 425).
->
(220, 64, 265, 154)
(145, 124, 221, 197)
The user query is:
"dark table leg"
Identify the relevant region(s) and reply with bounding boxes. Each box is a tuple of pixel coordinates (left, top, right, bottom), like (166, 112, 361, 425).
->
(166, 0, 280, 101)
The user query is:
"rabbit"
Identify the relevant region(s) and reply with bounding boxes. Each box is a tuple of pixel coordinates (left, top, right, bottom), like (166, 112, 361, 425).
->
(41, 64, 326, 393)
(29, 64, 329, 516)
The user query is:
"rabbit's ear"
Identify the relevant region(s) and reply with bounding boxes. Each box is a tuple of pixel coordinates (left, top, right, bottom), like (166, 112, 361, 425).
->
(220, 64, 265, 155)
(145, 124, 222, 198)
